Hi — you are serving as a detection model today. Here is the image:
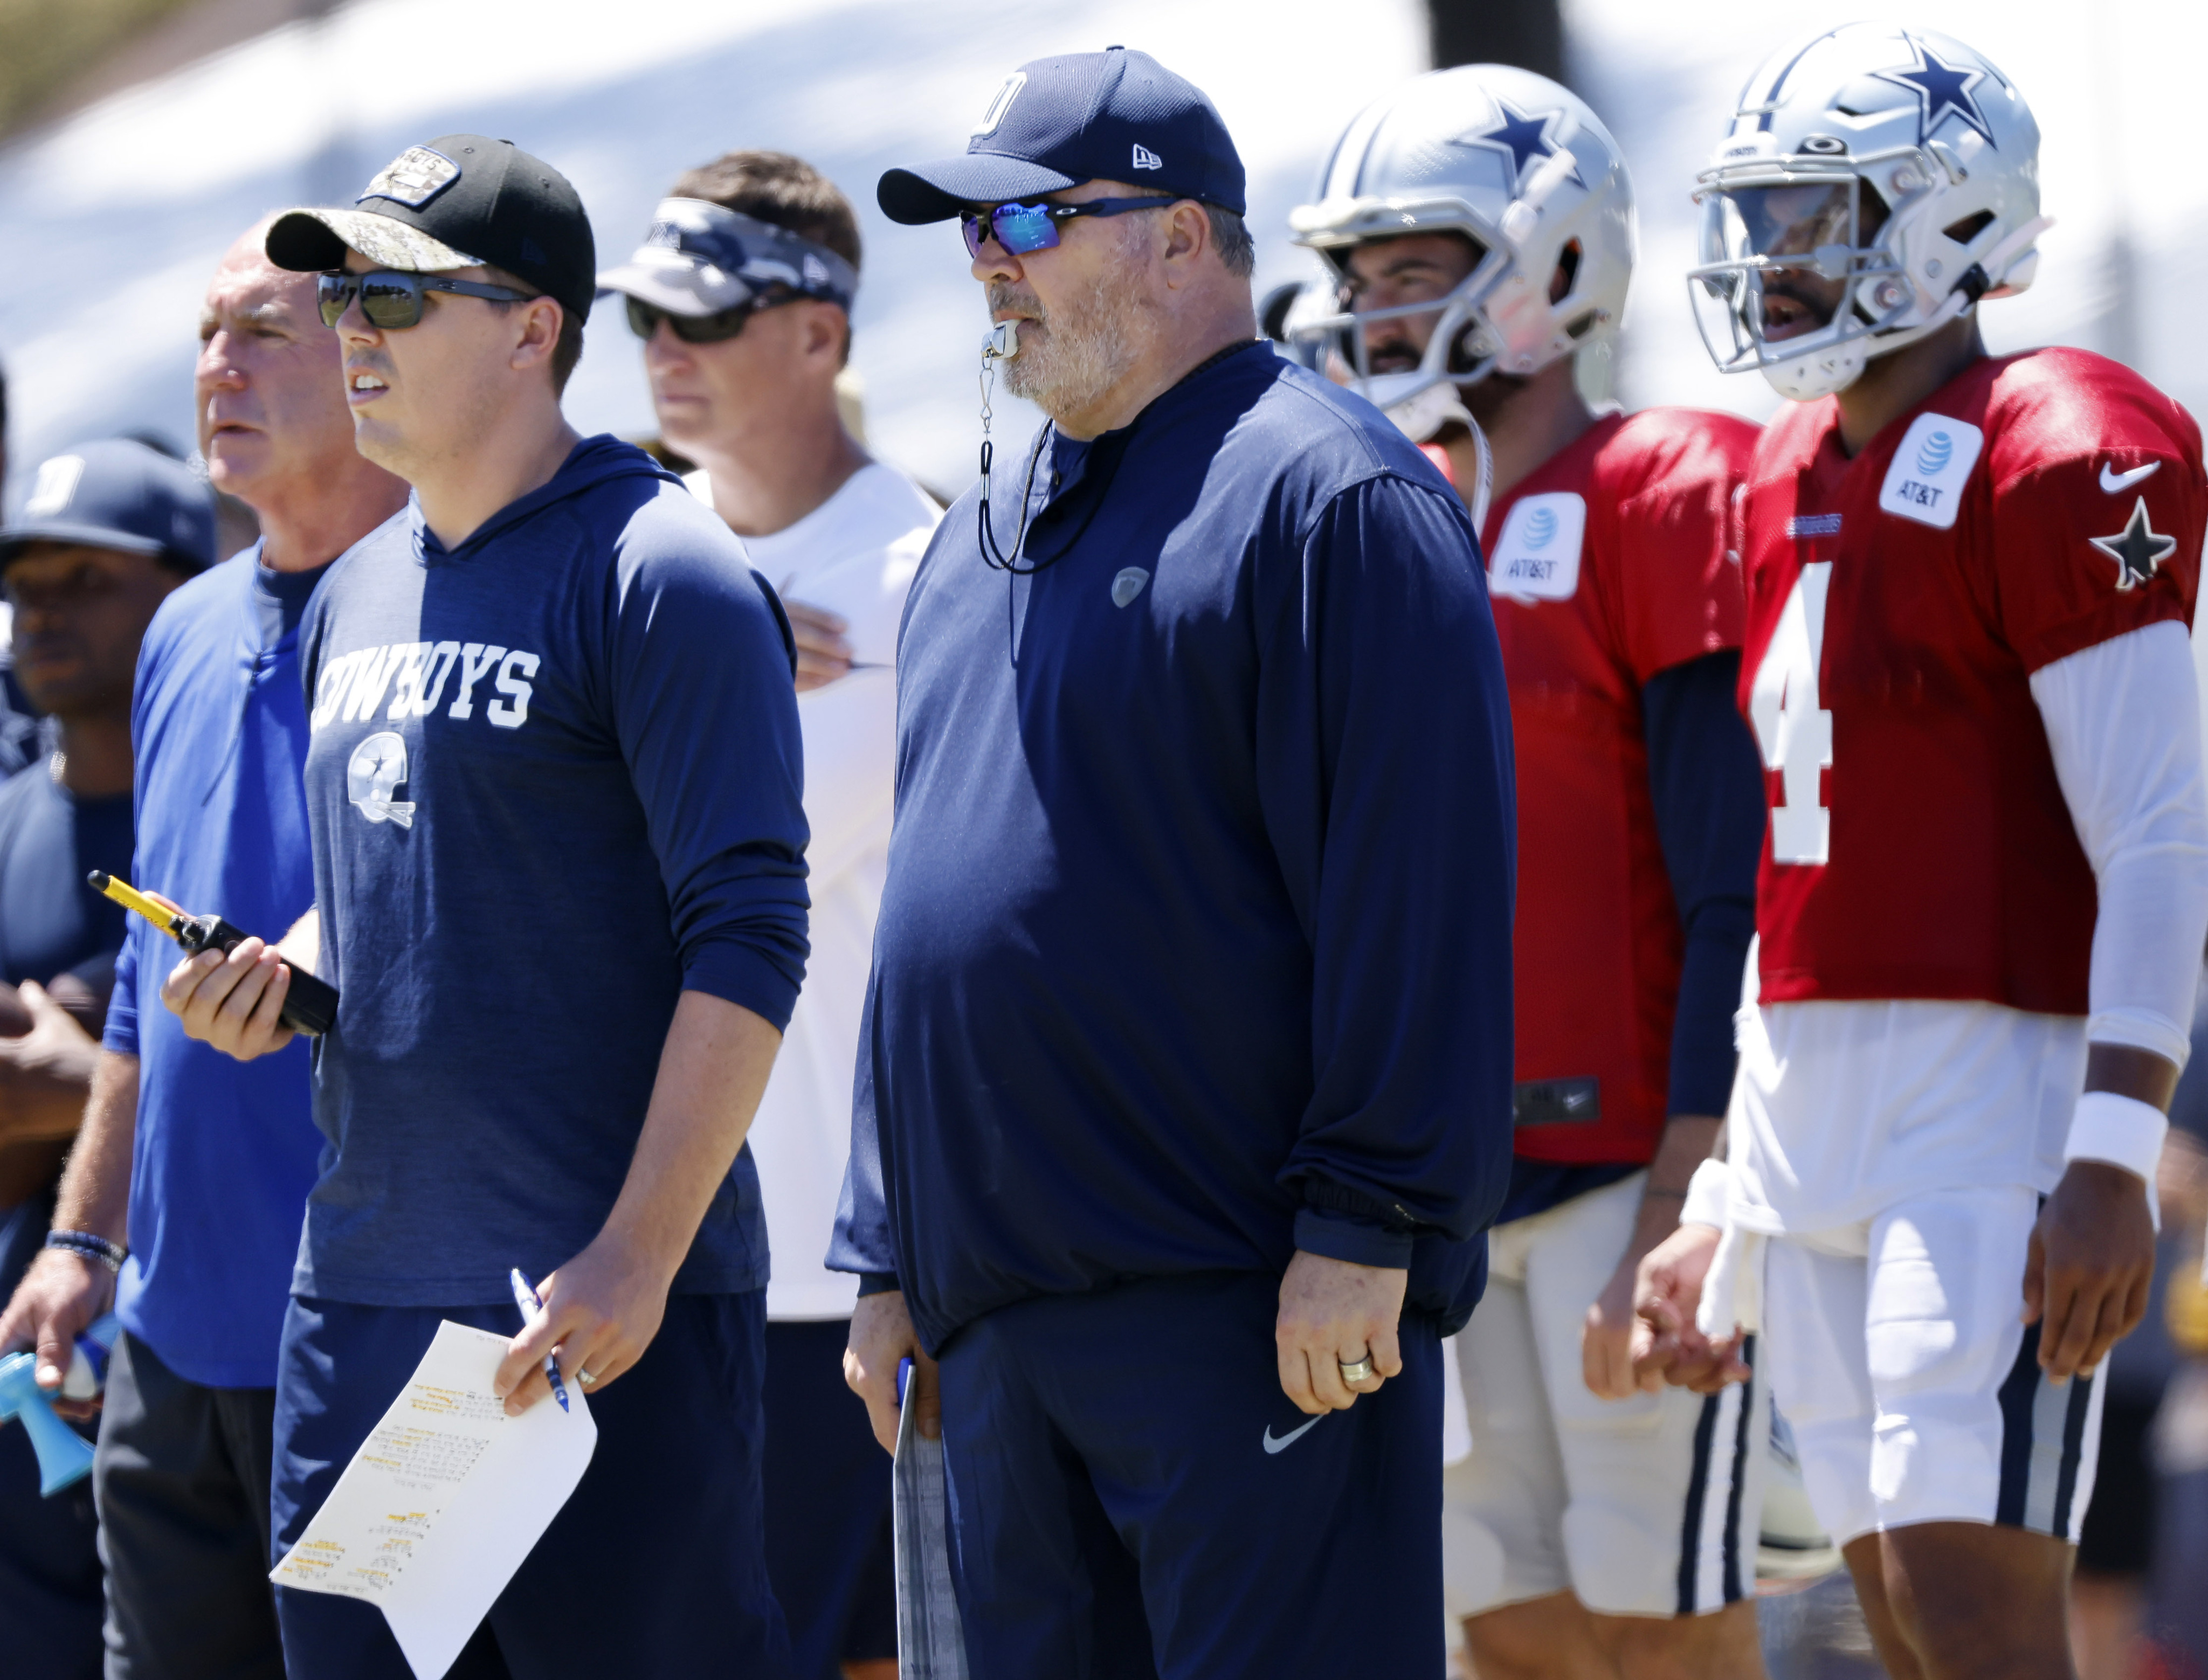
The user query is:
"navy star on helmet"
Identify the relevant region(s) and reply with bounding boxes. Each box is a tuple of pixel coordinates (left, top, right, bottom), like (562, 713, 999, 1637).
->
(1461, 99, 1586, 192)
(1282, 64, 1633, 447)
(1874, 39, 1997, 149)
(1689, 23, 2048, 402)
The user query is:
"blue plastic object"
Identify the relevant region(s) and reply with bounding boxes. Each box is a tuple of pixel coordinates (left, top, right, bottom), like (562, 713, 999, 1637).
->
(0, 1313, 117, 1496)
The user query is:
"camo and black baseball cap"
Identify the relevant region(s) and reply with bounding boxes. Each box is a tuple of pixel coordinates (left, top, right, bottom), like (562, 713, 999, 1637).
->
(264, 135, 597, 323)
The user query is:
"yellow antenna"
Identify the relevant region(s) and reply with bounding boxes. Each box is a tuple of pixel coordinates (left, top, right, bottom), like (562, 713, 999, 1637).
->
(86, 872, 187, 939)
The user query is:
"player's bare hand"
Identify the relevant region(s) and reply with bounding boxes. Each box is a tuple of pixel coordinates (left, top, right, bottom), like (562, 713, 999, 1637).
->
(0, 1248, 115, 1422)
(846, 1289, 937, 1454)
(160, 938, 295, 1062)
(2024, 1159, 2155, 1385)
(1582, 1256, 1642, 1400)
(1632, 1222, 1747, 1393)
(495, 1234, 668, 1414)
(1276, 1249, 1406, 1415)
(0, 981, 102, 1136)
(785, 599, 853, 693)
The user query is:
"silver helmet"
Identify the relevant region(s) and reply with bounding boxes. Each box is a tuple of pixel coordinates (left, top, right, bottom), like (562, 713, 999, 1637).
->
(1690, 23, 2050, 401)
(1286, 64, 1636, 442)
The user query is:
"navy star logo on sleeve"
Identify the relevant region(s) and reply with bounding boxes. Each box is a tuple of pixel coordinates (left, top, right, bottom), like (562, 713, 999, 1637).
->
(2088, 496, 2178, 591)
(1453, 98, 1584, 191)
(1873, 38, 1998, 148)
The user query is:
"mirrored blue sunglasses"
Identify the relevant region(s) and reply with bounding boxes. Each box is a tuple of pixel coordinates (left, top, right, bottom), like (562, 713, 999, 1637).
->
(960, 196, 1180, 259)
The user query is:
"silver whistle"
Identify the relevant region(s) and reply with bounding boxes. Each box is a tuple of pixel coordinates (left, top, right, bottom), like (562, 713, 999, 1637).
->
(983, 320, 1020, 361)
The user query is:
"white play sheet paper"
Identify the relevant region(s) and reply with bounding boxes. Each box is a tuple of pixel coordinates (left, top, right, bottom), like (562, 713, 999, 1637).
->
(269, 1319, 596, 1679)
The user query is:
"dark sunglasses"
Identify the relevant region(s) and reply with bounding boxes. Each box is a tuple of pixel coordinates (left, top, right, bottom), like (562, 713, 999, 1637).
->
(316, 270, 536, 330)
(623, 295, 774, 345)
(960, 196, 1180, 259)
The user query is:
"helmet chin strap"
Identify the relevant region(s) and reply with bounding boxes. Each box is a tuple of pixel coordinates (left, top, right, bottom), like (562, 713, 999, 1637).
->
(1383, 381, 1476, 446)
(1761, 333, 1868, 401)
(1381, 385, 1494, 531)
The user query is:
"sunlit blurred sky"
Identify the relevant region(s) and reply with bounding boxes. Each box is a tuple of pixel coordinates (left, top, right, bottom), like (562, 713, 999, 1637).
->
(0, 0, 2202, 497)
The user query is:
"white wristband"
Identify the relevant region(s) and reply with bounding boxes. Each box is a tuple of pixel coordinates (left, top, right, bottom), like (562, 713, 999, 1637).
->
(2063, 1090, 2167, 1230)
(1680, 1157, 1731, 1230)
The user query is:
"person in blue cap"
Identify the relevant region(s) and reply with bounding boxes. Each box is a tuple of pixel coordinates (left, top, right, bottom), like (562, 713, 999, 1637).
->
(834, 46, 1519, 1677)
(0, 435, 213, 1677)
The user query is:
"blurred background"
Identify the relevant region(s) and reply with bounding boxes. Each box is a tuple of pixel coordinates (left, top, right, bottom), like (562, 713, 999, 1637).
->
(0, 0, 2202, 496)
(0, 1, 2203, 1676)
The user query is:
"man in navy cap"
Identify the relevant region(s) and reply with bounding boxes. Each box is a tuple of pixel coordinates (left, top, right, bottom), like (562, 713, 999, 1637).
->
(835, 47, 1518, 1676)
(0, 437, 212, 1676)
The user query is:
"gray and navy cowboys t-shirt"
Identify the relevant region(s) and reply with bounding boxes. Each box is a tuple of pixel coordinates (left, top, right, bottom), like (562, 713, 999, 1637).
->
(296, 435, 809, 1307)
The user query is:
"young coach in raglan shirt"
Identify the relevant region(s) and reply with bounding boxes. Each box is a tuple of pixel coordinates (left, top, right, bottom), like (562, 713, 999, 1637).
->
(178, 136, 810, 1679)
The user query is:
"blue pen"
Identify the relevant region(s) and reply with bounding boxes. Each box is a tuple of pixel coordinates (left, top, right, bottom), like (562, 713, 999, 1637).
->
(508, 1268, 570, 1414)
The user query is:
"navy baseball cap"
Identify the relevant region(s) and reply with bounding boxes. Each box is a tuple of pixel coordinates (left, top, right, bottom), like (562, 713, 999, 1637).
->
(0, 439, 216, 574)
(264, 135, 597, 324)
(878, 46, 1245, 224)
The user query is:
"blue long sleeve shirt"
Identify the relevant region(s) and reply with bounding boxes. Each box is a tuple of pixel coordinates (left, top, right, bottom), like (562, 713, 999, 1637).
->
(102, 549, 329, 1387)
(296, 437, 809, 1306)
(830, 343, 1517, 1352)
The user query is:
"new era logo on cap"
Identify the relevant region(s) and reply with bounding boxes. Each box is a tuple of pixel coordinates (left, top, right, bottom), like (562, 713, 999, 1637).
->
(879, 46, 1245, 226)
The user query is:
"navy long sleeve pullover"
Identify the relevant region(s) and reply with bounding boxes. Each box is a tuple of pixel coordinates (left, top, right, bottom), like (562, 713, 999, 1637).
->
(830, 343, 1517, 1352)
(298, 437, 809, 1305)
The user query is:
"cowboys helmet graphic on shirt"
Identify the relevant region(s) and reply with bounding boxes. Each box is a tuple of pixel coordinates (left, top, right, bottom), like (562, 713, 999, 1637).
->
(348, 730, 416, 828)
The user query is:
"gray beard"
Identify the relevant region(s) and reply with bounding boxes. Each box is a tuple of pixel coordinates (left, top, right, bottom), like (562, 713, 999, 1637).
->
(996, 265, 1151, 420)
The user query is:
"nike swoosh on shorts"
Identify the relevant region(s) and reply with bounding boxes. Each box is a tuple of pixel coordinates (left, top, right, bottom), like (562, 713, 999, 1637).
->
(1262, 1415, 1324, 1455)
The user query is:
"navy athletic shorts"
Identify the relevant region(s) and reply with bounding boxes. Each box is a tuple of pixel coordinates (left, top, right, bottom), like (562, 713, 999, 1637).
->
(936, 1268, 1444, 1680)
(270, 1291, 792, 1680)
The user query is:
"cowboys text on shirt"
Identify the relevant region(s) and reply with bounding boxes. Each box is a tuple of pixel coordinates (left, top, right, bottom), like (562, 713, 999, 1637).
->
(308, 639, 542, 733)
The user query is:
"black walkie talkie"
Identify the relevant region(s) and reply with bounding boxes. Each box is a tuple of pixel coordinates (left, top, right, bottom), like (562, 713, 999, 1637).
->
(87, 871, 339, 1036)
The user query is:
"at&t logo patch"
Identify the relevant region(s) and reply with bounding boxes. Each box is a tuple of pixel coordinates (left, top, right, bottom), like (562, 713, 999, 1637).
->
(1488, 492, 1585, 602)
(1878, 413, 1984, 530)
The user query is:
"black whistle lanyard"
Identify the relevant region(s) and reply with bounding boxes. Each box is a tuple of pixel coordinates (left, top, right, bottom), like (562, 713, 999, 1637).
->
(974, 336, 1260, 576)
(976, 340, 1055, 575)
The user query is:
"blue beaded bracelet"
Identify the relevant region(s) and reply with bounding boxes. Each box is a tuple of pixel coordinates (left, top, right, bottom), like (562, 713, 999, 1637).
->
(44, 1229, 126, 1273)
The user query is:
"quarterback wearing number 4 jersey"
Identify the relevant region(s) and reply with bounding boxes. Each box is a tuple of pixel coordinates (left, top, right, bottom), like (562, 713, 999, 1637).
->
(1652, 27, 2208, 1675)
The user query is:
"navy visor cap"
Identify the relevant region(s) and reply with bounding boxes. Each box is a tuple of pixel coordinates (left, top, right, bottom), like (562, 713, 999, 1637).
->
(879, 46, 1246, 224)
(0, 439, 216, 574)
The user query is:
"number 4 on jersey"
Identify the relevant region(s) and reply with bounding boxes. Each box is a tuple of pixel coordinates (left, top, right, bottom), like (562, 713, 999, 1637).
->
(1749, 563, 1833, 865)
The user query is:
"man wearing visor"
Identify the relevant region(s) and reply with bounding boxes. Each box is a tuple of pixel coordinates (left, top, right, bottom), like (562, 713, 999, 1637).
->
(1636, 26, 2208, 1680)
(1287, 65, 1772, 1680)
(600, 150, 931, 1680)
(831, 46, 1516, 1678)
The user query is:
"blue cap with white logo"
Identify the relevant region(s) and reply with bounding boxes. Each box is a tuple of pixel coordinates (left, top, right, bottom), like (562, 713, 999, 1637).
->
(878, 46, 1246, 224)
(0, 439, 216, 574)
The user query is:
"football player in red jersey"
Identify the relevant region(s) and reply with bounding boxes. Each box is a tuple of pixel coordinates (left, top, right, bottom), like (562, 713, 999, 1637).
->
(1634, 23, 2208, 1680)
(1287, 66, 1774, 1680)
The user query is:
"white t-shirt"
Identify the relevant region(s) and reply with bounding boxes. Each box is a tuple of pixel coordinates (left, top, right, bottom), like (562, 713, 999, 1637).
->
(689, 462, 939, 1318)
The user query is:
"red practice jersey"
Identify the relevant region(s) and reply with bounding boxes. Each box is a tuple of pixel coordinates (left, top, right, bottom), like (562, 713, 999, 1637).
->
(1738, 349, 2205, 1012)
(1483, 407, 1759, 1165)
